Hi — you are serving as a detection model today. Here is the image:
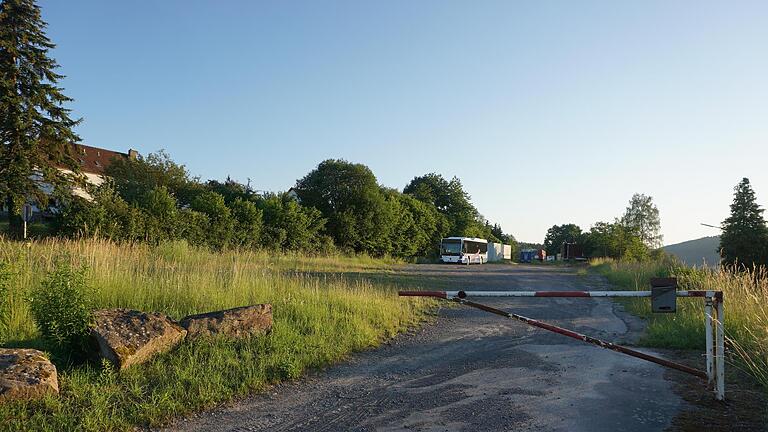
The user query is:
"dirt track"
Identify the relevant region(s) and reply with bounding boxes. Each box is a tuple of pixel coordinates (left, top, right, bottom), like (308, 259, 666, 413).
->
(163, 264, 691, 432)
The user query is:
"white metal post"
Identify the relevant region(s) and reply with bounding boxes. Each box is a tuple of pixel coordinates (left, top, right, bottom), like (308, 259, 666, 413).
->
(704, 296, 714, 383)
(715, 298, 725, 401)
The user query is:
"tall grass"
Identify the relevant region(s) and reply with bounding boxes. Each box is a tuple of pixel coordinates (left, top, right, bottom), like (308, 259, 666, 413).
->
(591, 257, 768, 388)
(0, 238, 431, 431)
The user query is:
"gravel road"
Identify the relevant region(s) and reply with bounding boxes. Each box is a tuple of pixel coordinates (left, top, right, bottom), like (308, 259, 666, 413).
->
(163, 264, 687, 432)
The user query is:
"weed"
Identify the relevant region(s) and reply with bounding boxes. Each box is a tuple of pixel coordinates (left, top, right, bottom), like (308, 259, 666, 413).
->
(28, 261, 94, 360)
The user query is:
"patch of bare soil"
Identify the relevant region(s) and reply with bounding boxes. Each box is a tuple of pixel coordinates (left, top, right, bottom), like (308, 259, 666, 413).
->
(662, 350, 767, 432)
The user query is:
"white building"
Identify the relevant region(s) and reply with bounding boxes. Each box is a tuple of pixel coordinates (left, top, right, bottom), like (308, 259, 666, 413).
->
(16, 144, 139, 218)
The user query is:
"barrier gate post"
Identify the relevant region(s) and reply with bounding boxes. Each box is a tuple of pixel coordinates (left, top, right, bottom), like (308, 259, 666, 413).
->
(715, 293, 725, 401)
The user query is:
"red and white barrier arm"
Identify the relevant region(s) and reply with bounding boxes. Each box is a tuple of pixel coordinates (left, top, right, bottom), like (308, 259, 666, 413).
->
(398, 289, 713, 381)
(399, 290, 722, 299)
(453, 297, 708, 380)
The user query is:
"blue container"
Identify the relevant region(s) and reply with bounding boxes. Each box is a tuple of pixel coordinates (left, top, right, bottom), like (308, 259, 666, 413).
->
(520, 250, 535, 263)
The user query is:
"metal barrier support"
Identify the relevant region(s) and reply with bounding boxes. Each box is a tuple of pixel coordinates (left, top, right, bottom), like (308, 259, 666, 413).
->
(399, 287, 725, 401)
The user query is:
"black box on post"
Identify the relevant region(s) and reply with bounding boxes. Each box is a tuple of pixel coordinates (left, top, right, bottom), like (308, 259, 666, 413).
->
(650, 277, 677, 313)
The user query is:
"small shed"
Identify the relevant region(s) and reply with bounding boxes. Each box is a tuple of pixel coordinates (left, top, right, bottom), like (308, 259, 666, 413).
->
(487, 243, 512, 262)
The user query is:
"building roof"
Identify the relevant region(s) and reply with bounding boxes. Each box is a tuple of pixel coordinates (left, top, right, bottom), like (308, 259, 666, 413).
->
(69, 144, 134, 175)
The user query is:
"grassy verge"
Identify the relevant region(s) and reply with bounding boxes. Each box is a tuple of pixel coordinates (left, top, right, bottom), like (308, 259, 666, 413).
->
(590, 257, 768, 388)
(0, 238, 432, 431)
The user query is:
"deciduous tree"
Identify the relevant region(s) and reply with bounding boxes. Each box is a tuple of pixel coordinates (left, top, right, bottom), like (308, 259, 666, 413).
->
(404, 173, 479, 237)
(295, 159, 395, 255)
(543, 224, 582, 256)
(620, 193, 662, 249)
(106, 150, 201, 206)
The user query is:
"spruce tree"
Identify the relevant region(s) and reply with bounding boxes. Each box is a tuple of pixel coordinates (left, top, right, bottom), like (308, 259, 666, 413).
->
(0, 0, 82, 237)
(719, 178, 768, 268)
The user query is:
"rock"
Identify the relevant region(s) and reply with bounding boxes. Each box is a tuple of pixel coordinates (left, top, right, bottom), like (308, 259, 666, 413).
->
(0, 348, 58, 402)
(181, 304, 273, 340)
(92, 309, 187, 370)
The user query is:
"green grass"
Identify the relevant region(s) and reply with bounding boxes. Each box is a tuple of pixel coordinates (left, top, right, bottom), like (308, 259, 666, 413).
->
(590, 257, 768, 388)
(0, 238, 433, 431)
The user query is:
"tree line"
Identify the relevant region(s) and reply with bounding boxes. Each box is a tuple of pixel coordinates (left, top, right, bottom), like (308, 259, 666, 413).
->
(53, 152, 515, 258)
(544, 180, 768, 270)
(543, 193, 664, 261)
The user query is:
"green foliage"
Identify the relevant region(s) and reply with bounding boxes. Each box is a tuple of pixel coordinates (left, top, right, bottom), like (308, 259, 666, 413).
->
(570, 193, 661, 260)
(490, 223, 514, 244)
(106, 150, 202, 206)
(205, 177, 255, 204)
(0, 0, 82, 237)
(0, 238, 430, 431)
(28, 261, 93, 357)
(190, 191, 235, 249)
(404, 173, 481, 237)
(620, 193, 662, 248)
(258, 193, 327, 252)
(56, 150, 514, 258)
(582, 221, 650, 260)
(94, 185, 146, 240)
(230, 198, 263, 248)
(56, 196, 108, 238)
(295, 159, 396, 255)
(56, 183, 146, 241)
(388, 192, 442, 257)
(138, 186, 179, 243)
(176, 209, 209, 247)
(543, 223, 582, 256)
(719, 178, 768, 268)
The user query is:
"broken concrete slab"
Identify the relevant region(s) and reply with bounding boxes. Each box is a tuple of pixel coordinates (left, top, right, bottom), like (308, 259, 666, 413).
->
(181, 304, 272, 340)
(0, 348, 58, 402)
(92, 308, 186, 370)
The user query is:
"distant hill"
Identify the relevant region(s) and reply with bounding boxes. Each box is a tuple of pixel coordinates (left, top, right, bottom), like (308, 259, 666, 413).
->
(663, 236, 721, 267)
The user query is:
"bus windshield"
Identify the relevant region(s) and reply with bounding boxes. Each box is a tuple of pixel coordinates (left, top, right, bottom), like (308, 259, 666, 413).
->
(441, 239, 462, 256)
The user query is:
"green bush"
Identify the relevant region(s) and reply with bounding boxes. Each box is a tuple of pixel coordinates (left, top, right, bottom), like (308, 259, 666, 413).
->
(190, 191, 235, 249)
(230, 198, 263, 249)
(28, 262, 94, 357)
(56, 196, 108, 238)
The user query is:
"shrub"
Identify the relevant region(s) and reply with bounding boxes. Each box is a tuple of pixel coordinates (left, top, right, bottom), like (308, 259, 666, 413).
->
(28, 262, 94, 357)
(230, 198, 263, 248)
(139, 186, 179, 243)
(190, 191, 235, 249)
(258, 193, 326, 252)
(177, 208, 210, 247)
(56, 196, 108, 238)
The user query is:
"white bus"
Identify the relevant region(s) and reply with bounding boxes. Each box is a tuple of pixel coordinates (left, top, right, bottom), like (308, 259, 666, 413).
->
(440, 237, 488, 264)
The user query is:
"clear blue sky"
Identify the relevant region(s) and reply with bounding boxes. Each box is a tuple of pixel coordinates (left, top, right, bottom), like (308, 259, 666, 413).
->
(40, 1, 768, 244)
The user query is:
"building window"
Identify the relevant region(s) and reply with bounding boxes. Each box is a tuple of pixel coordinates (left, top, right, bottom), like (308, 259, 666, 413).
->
(94, 161, 101, 167)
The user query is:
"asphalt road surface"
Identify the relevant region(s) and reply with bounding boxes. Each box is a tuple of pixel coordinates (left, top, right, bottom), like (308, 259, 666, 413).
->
(164, 264, 687, 432)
